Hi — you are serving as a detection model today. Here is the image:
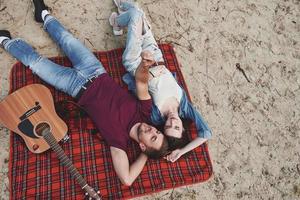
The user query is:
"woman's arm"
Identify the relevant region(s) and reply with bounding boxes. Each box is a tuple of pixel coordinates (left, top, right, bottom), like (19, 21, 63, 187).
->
(165, 137, 208, 162)
(164, 93, 211, 162)
(181, 92, 212, 139)
(135, 51, 154, 100)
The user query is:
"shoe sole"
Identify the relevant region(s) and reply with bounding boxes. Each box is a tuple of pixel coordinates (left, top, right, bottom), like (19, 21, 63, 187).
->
(31, 0, 42, 23)
(31, 0, 49, 23)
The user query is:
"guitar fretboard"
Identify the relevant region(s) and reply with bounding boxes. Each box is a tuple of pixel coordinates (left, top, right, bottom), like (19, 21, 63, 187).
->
(42, 130, 87, 188)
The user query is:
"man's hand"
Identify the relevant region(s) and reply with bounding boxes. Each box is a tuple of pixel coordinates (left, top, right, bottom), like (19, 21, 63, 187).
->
(164, 149, 182, 162)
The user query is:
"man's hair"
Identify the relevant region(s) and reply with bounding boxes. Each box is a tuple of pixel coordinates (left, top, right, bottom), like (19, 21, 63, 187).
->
(144, 136, 169, 159)
(166, 128, 189, 151)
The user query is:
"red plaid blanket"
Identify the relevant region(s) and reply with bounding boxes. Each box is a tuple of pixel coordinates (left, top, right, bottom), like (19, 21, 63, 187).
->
(8, 44, 212, 199)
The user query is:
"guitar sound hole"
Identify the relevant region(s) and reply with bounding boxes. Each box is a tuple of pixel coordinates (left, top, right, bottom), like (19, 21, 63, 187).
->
(35, 122, 51, 136)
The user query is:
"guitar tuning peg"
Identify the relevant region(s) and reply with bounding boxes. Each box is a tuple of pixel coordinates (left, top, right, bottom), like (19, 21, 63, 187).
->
(89, 197, 92, 200)
(97, 191, 100, 194)
(85, 192, 88, 196)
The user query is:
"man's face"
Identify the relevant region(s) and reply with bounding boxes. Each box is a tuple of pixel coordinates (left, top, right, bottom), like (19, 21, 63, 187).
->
(137, 123, 164, 151)
(164, 114, 183, 138)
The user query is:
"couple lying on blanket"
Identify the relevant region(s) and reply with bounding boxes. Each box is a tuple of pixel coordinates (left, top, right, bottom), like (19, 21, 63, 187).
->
(0, 0, 211, 186)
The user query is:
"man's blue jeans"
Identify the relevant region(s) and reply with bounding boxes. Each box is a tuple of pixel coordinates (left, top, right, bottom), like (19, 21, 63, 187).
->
(3, 16, 106, 98)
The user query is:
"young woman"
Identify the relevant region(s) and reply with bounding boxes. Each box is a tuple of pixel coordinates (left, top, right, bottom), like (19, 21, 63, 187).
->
(109, 0, 212, 162)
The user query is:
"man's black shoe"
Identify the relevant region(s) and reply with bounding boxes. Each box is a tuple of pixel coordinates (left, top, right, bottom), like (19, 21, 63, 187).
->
(32, 0, 49, 23)
(0, 30, 11, 39)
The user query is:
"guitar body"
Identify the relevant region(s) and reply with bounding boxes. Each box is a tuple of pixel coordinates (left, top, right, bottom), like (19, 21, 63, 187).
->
(0, 84, 101, 199)
(0, 84, 67, 153)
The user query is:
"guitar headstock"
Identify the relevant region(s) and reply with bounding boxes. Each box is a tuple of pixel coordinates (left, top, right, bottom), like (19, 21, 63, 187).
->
(84, 185, 101, 200)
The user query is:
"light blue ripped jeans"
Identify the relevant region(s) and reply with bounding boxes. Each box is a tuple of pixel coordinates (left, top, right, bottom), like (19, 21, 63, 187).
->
(116, 1, 163, 76)
(3, 16, 106, 98)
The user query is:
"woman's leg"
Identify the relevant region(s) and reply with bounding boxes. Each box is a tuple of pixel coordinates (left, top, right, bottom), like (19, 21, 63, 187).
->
(43, 16, 106, 79)
(116, 2, 163, 76)
(3, 38, 85, 97)
(116, 7, 143, 76)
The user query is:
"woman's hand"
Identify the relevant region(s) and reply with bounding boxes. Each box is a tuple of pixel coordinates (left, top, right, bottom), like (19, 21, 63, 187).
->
(164, 149, 182, 162)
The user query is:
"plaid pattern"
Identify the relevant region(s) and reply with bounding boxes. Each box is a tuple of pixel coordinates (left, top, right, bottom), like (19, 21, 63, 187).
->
(8, 44, 213, 199)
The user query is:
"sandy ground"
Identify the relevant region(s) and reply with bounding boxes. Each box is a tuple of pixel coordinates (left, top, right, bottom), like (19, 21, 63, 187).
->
(0, 0, 300, 199)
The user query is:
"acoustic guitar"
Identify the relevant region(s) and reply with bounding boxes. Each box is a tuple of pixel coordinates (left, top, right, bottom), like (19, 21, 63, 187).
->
(0, 84, 101, 200)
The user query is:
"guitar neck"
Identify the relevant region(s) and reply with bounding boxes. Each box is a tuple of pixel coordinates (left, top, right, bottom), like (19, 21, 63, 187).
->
(40, 129, 101, 199)
(42, 130, 87, 188)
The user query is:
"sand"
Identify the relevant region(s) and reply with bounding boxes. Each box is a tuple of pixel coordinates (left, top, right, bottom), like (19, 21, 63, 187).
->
(0, 0, 299, 199)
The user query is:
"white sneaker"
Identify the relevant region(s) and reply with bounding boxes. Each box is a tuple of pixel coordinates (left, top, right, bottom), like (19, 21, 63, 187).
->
(113, 0, 125, 14)
(109, 12, 123, 36)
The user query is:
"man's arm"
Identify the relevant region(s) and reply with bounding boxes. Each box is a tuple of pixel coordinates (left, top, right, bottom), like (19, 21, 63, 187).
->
(134, 51, 155, 100)
(110, 147, 148, 186)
